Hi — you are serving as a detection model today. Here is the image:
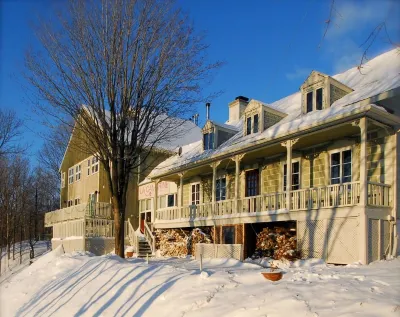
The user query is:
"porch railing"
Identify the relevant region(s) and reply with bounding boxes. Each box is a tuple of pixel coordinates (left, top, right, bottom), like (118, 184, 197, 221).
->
(45, 202, 113, 227)
(155, 181, 391, 222)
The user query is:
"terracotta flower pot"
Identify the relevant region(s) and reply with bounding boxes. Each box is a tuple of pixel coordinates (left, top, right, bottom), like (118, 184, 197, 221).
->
(126, 251, 134, 258)
(261, 270, 283, 281)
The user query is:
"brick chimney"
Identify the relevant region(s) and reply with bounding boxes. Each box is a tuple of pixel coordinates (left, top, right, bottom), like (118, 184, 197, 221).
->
(228, 96, 249, 123)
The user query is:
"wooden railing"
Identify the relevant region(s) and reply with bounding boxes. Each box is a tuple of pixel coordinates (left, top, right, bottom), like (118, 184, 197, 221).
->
(155, 181, 392, 223)
(128, 219, 139, 253)
(368, 182, 391, 207)
(45, 202, 113, 226)
(144, 221, 155, 254)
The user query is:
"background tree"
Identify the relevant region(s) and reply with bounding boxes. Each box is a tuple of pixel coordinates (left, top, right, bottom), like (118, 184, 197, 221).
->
(0, 109, 24, 157)
(25, 0, 220, 257)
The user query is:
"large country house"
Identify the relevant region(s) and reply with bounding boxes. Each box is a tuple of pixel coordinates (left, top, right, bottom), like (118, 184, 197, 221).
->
(45, 49, 400, 264)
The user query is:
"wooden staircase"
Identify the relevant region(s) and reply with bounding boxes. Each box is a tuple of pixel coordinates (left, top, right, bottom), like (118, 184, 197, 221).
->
(137, 237, 153, 258)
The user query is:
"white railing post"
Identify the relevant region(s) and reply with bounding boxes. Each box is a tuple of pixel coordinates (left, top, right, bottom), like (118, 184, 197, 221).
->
(281, 138, 299, 211)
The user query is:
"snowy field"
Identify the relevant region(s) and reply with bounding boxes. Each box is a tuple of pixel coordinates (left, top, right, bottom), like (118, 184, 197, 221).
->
(0, 247, 399, 317)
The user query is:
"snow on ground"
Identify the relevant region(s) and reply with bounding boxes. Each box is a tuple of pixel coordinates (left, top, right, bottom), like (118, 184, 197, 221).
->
(0, 241, 50, 283)
(1, 248, 399, 317)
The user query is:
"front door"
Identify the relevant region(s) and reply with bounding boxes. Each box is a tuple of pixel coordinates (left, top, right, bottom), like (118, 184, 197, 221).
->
(245, 169, 259, 212)
(140, 213, 145, 233)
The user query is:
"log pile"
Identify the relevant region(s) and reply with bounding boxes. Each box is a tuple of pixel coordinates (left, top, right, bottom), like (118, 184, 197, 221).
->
(254, 227, 298, 260)
(155, 227, 213, 257)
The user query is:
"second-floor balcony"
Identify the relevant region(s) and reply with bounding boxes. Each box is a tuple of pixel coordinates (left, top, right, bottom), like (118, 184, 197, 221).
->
(154, 181, 391, 223)
(45, 202, 113, 227)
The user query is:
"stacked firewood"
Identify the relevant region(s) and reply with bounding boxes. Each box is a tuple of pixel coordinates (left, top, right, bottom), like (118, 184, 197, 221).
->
(188, 228, 212, 256)
(254, 227, 298, 260)
(155, 229, 189, 257)
(155, 227, 213, 257)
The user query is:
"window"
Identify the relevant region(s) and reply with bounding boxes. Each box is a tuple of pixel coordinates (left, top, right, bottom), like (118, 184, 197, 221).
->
(223, 226, 235, 244)
(91, 157, 99, 174)
(245, 170, 259, 197)
(67, 200, 73, 207)
(253, 114, 259, 133)
(87, 159, 91, 175)
(167, 194, 175, 207)
(330, 150, 352, 184)
(316, 88, 323, 110)
(283, 161, 300, 191)
(216, 178, 226, 201)
(74, 198, 81, 205)
(203, 132, 214, 150)
(61, 172, 65, 188)
(68, 168, 74, 184)
(306, 91, 313, 113)
(191, 183, 200, 205)
(75, 165, 81, 181)
(246, 117, 252, 135)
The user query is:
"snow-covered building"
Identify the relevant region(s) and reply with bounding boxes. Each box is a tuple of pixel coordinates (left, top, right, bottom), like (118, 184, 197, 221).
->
(45, 49, 400, 264)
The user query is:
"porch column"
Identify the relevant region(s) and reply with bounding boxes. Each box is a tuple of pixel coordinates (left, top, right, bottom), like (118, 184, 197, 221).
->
(178, 172, 185, 207)
(211, 161, 221, 203)
(353, 118, 368, 264)
(152, 179, 159, 224)
(281, 139, 298, 210)
(231, 154, 245, 212)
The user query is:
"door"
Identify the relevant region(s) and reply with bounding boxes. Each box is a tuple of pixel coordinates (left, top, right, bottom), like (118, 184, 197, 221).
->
(245, 170, 259, 212)
(140, 213, 145, 234)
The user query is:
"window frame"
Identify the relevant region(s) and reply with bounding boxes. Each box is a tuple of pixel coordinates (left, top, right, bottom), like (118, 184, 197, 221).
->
(316, 88, 323, 110)
(282, 159, 301, 191)
(91, 156, 99, 174)
(253, 114, 259, 133)
(216, 177, 227, 201)
(190, 182, 201, 205)
(74, 197, 81, 205)
(203, 131, 214, 150)
(305, 87, 324, 113)
(68, 167, 74, 185)
(75, 164, 82, 181)
(222, 225, 236, 244)
(61, 172, 65, 188)
(329, 147, 352, 185)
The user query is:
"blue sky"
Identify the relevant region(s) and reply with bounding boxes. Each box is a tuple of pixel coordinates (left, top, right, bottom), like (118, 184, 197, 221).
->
(0, 0, 399, 163)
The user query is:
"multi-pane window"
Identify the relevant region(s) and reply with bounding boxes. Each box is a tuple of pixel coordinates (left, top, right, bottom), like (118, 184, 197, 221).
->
(316, 88, 323, 110)
(203, 132, 214, 150)
(306, 91, 313, 113)
(191, 183, 200, 205)
(253, 114, 259, 133)
(331, 150, 352, 184)
(246, 114, 260, 135)
(245, 170, 259, 197)
(61, 172, 65, 188)
(167, 194, 175, 207)
(75, 164, 81, 181)
(216, 178, 226, 201)
(68, 168, 74, 184)
(283, 161, 300, 191)
(246, 117, 252, 135)
(87, 159, 91, 175)
(91, 157, 99, 174)
(74, 198, 81, 205)
(67, 200, 73, 207)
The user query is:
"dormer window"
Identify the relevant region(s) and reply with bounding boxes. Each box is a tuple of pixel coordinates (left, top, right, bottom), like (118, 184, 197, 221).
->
(203, 131, 214, 150)
(253, 114, 259, 133)
(301, 71, 353, 114)
(245, 114, 259, 135)
(306, 88, 324, 113)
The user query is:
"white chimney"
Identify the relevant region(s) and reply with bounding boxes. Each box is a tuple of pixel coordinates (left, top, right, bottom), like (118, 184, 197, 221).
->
(228, 96, 249, 123)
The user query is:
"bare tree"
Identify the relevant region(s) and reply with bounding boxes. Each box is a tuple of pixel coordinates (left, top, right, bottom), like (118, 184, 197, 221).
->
(25, 0, 220, 257)
(0, 109, 24, 157)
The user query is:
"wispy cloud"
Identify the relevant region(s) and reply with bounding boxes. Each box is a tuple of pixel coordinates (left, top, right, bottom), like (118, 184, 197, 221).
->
(320, 0, 400, 73)
(286, 67, 312, 81)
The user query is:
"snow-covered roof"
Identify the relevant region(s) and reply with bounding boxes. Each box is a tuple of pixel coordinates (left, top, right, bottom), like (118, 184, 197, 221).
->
(149, 49, 400, 178)
(208, 120, 240, 132)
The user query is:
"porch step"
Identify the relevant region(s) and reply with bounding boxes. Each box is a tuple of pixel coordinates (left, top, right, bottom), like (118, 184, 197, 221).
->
(135, 239, 153, 258)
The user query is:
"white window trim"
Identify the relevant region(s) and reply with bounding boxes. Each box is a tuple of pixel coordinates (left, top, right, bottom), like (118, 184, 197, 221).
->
(68, 167, 74, 185)
(61, 172, 65, 188)
(75, 164, 82, 182)
(91, 156, 99, 174)
(282, 158, 301, 191)
(328, 146, 352, 185)
(304, 85, 325, 113)
(74, 197, 81, 205)
(216, 176, 227, 201)
(190, 182, 201, 205)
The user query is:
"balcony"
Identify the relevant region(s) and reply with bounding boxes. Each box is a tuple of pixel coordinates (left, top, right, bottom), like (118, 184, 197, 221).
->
(155, 182, 391, 225)
(45, 202, 113, 227)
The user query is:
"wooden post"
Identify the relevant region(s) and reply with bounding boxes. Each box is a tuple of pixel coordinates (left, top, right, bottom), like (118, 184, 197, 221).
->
(353, 118, 368, 264)
(281, 139, 298, 210)
(231, 154, 245, 213)
(211, 161, 221, 216)
(152, 179, 159, 224)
